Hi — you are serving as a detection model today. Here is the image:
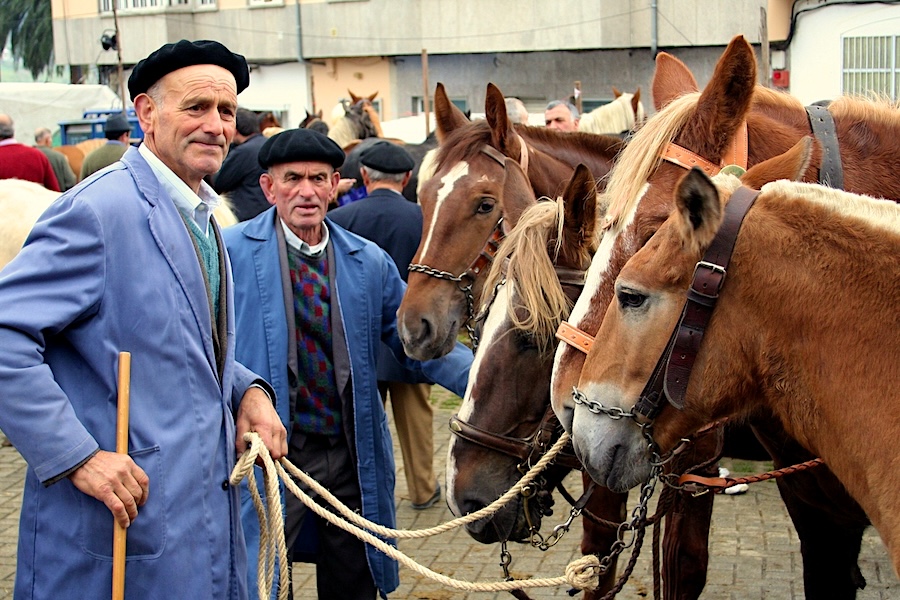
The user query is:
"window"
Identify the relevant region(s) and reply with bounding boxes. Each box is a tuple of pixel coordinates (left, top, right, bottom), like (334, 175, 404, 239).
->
(99, 0, 205, 12)
(412, 96, 467, 115)
(248, 0, 283, 6)
(842, 35, 898, 100)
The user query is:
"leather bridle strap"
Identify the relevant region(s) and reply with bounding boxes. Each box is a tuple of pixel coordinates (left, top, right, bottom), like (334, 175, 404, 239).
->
(805, 104, 844, 189)
(661, 121, 749, 175)
(555, 320, 594, 354)
(633, 185, 760, 419)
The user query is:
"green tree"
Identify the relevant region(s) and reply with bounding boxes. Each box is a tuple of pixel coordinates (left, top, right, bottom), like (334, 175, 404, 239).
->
(0, 0, 54, 79)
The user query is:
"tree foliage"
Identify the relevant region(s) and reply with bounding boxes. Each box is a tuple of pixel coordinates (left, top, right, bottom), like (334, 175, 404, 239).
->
(0, 0, 54, 79)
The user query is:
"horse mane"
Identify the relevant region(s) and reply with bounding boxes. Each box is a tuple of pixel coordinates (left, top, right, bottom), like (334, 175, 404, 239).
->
(579, 93, 644, 135)
(481, 199, 575, 351)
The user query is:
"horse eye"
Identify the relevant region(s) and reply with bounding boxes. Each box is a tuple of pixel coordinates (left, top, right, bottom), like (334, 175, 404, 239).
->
(617, 290, 647, 310)
(513, 329, 539, 352)
(476, 198, 495, 215)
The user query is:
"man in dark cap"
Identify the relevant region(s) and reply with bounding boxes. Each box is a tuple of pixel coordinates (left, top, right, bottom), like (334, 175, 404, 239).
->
(79, 112, 133, 179)
(223, 128, 472, 599)
(212, 108, 269, 221)
(329, 140, 442, 512)
(0, 39, 285, 600)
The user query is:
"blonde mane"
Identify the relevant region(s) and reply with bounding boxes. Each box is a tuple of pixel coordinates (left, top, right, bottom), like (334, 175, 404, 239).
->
(481, 199, 572, 351)
(602, 92, 700, 232)
(578, 93, 645, 136)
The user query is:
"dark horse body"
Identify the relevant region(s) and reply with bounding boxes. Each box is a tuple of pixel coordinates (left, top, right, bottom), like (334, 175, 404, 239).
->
(338, 132, 439, 202)
(551, 36, 900, 598)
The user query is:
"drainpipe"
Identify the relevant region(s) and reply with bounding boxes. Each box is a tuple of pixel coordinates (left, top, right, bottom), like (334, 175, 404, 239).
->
(650, 0, 658, 59)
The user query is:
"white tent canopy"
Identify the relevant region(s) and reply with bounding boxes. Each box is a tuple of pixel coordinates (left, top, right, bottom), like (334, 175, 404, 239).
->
(0, 83, 122, 145)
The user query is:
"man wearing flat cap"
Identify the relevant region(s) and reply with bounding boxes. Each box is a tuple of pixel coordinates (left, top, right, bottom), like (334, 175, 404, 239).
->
(0, 39, 285, 600)
(224, 129, 472, 599)
(80, 112, 132, 179)
(329, 140, 443, 513)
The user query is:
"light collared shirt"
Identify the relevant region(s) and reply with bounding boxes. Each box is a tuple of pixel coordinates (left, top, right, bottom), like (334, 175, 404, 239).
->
(138, 144, 221, 235)
(281, 219, 329, 258)
(0, 139, 21, 147)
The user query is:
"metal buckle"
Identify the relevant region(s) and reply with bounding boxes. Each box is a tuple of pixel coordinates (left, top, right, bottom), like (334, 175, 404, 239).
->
(691, 260, 727, 298)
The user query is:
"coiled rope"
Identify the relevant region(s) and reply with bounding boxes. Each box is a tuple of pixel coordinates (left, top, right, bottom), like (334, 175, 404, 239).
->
(230, 431, 601, 596)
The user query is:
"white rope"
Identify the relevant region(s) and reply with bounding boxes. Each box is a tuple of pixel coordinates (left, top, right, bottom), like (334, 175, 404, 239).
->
(230, 432, 601, 594)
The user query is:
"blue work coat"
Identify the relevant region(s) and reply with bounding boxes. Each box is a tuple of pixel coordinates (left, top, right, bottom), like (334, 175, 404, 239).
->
(223, 209, 472, 598)
(0, 147, 257, 600)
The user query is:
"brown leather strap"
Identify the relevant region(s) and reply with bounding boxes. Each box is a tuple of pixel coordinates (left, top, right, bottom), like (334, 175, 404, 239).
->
(555, 320, 594, 354)
(663, 185, 760, 408)
(464, 218, 504, 279)
(661, 121, 748, 176)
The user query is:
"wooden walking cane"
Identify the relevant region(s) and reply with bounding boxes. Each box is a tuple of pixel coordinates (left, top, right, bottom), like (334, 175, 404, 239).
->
(112, 351, 131, 600)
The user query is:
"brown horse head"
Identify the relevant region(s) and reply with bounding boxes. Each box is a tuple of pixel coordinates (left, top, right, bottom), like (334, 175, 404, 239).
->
(550, 34, 900, 427)
(446, 165, 598, 543)
(398, 83, 623, 361)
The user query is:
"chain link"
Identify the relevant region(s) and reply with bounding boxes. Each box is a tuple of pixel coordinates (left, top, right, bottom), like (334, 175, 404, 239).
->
(572, 387, 636, 420)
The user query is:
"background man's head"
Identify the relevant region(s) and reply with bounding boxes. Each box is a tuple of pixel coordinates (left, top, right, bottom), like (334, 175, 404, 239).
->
(104, 113, 132, 141)
(504, 97, 529, 125)
(234, 108, 261, 143)
(257, 128, 344, 241)
(0, 114, 14, 141)
(544, 100, 580, 132)
(129, 39, 249, 191)
(359, 140, 414, 191)
(34, 127, 53, 147)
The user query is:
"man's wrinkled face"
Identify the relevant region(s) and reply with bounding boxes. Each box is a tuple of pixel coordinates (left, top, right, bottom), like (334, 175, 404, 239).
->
(545, 104, 578, 132)
(137, 64, 238, 190)
(260, 161, 340, 244)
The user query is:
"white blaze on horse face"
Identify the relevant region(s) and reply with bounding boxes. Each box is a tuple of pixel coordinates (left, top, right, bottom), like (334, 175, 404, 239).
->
(446, 282, 513, 516)
(419, 161, 470, 261)
(551, 182, 649, 408)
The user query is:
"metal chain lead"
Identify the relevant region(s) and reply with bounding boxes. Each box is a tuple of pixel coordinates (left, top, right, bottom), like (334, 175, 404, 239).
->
(572, 387, 636, 420)
(407, 264, 480, 352)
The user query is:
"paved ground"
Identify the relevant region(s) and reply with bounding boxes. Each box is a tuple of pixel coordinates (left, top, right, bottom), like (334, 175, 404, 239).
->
(0, 397, 893, 599)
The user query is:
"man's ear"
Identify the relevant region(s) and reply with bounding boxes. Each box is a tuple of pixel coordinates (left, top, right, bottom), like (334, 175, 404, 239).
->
(259, 172, 276, 205)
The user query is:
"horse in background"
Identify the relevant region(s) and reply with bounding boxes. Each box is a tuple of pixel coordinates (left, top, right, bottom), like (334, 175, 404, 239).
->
(258, 111, 281, 132)
(577, 87, 646, 136)
(336, 131, 439, 203)
(298, 109, 329, 135)
(0, 179, 238, 271)
(551, 35, 900, 597)
(565, 153, 900, 576)
(328, 91, 383, 150)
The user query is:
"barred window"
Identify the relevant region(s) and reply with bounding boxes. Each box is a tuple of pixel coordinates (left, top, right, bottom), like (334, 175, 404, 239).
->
(100, 0, 207, 12)
(842, 35, 898, 100)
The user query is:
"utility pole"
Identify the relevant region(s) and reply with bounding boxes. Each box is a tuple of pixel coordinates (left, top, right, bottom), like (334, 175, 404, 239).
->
(422, 49, 430, 137)
(111, 1, 127, 110)
(759, 7, 770, 87)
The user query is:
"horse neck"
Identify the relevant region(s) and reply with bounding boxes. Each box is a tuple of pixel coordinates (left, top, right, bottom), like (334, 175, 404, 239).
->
(522, 133, 619, 195)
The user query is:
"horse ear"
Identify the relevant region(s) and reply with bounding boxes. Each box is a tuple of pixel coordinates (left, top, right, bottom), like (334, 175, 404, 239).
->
(612, 86, 622, 98)
(562, 164, 598, 250)
(741, 136, 815, 189)
(315, 109, 323, 119)
(693, 36, 756, 159)
(434, 83, 469, 143)
(652, 52, 699, 110)
(348, 90, 361, 104)
(485, 83, 514, 151)
(674, 168, 724, 253)
(631, 88, 642, 115)
(498, 159, 536, 230)
(367, 91, 378, 103)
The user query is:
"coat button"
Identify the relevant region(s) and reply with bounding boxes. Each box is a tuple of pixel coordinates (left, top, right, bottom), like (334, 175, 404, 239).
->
(222, 480, 229, 490)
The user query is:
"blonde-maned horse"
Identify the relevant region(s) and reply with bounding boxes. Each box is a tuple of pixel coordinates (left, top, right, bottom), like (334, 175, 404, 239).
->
(0, 179, 237, 271)
(328, 90, 383, 150)
(577, 87, 646, 136)
(565, 155, 900, 577)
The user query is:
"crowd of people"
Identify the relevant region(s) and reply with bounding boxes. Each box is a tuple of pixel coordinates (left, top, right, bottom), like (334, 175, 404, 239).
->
(0, 37, 594, 599)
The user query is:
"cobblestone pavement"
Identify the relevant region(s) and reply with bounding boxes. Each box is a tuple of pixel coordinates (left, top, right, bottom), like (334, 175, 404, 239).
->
(0, 401, 893, 599)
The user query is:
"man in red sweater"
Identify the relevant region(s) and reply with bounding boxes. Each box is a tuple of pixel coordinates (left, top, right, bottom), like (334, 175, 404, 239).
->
(0, 114, 60, 191)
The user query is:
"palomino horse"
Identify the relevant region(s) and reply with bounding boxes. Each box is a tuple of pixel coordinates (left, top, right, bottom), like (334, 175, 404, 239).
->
(563, 161, 900, 576)
(577, 88, 646, 136)
(328, 91, 383, 150)
(397, 81, 624, 361)
(0, 179, 238, 271)
(447, 165, 596, 544)
(551, 35, 900, 597)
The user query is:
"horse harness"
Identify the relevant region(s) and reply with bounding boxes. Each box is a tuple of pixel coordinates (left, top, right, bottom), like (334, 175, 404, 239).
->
(407, 138, 531, 351)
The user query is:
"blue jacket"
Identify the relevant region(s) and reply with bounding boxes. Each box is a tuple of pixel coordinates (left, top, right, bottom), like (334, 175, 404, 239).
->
(0, 147, 256, 600)
(223, 208, 471, 597)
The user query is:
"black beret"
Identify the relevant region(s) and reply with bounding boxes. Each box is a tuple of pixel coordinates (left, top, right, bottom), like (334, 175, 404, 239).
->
(128, 39, 249, 101)
(258, 128, 345, 169)
(359, 140, 414, 174)
(104, 113, 131, 134)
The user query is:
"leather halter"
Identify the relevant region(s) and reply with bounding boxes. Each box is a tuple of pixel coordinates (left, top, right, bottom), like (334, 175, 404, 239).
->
(633, 185, 760, 419)
(805, 104, 844, 189)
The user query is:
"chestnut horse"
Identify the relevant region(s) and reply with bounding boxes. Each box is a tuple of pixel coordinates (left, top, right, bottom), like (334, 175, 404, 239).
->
(564, 163, 900, 576)
(577, 87, 647, 136)
(328, 91, 383, 150)
(397, 82, 623, 362)
(551, 35, 900, 597)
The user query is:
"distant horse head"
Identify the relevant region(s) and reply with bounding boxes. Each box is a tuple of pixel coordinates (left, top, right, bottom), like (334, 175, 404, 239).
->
(578, 87, 646, 136)
(446, 165, 598, 543)
(257, 111, 281, 131)
(328, 91, 382, 150)
(397, 81, 623, 361)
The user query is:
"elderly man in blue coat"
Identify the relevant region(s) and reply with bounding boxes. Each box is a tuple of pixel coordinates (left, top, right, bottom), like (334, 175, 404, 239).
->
(223, 128, 472, 599)
(0, 40, 286, 599)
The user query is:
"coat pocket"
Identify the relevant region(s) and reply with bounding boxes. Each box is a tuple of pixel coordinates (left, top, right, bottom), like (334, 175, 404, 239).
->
(80, 445, 166, 560)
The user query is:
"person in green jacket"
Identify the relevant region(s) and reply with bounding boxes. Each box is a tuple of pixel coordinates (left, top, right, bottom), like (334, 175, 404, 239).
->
(80, 113, 132, 179)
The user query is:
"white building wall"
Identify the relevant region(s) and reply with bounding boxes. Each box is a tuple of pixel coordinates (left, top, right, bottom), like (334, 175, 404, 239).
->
(789, 2, 900, 104)
(236, 62, 312, 130)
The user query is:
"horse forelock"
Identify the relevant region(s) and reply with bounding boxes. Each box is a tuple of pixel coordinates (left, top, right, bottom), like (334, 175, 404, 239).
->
(483, 200, 571, 352)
